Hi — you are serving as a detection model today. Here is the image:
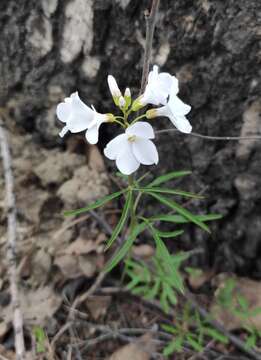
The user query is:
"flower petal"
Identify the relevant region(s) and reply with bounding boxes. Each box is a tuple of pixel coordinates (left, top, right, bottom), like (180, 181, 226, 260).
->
(85, 115, 107, 144)
(170, 115, 192, 133)
(66, 93, 94, 132)
(126, 122, 155, 139)
(107, 75, 122, 97)
(56, 102, 71, 123)
(132, 139, 159, 165)
(104, 134, 128, 160)
(116, 145, 140, 175)
(169, 93, 191, 116)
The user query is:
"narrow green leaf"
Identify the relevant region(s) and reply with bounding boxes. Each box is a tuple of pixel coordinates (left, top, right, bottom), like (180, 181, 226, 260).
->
(186, 335, 203, 352)
(148, 193, 210, 233)
(162, 324, 178, 335)
(149, 226, 184, 293)
(64, 189, 126, 216)
(164, 283, 178, 305)
(140, 187, 204, 199)
(160, 289, 170, 313)
(164, 337, 183, 356)
(155, 229, 184, 238)
(144, 278, 161, 300)
(150, 213, 222, 224)
(104, 222, 146, 272)
(148, 170, 192, 187)
(105, 190, 132, 250)
(203, 327, 228, 344)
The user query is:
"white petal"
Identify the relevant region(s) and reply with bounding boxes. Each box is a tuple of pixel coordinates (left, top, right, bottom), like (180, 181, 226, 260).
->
(85, 115, 107, 144)
(56, 102, 71, 123)
(104, 134, 128, 160)
(116, 145, 140, 175)
(107, 75, 122, 97)
(168, 93, 191, 116)
(67, 94, 94, 132)
(85, 125, 99, 144)
(126, 122, 155, 139)
(132, 139, 159, 165)
(170, 115, 192, 133)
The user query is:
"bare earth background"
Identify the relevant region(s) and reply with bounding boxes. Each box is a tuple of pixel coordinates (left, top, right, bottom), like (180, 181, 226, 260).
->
(0, 0, 261, 358)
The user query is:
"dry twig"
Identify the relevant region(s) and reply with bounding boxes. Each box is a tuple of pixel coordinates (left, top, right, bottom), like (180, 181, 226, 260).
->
(140, 0, 161, 95)
(0, 122, 25, 360)
(156, 128, 261, 141)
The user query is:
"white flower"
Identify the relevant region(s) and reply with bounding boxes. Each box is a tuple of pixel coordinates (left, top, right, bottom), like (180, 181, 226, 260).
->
(140, 65, 178, 106)
(104, 122, 159, 175)
(107, 75, 122, 105)
(56, 92, 113, 144)
(147, 83, 192, 133)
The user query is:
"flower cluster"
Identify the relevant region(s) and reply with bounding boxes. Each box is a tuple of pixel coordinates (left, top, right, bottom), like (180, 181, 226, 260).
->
(56, 65, 192, 175)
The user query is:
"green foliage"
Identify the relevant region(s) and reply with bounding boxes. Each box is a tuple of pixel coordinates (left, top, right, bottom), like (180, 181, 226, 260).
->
(105, 190, 132, 250)
(33, 326, 46, 354)
(147, 170, 192, 187)
(138, 186, 204, 199)
(150, 213, 222, 223)
(64, 189, 126, 216)
(217, 277, 261, 350)
(148, 192, 211, 233)
(125, 247, 188, 313)
(162, 305, 228, 357)
(104, 221, 147, 273)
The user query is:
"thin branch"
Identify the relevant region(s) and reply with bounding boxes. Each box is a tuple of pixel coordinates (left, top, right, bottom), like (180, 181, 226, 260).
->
(156, 128, 261, 141)
(139, 0, 161, 95)
(0, 121, 25, 360)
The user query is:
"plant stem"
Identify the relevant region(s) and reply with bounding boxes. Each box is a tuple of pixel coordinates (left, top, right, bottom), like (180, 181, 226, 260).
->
(128, 175, 136, 230)
(131, 113, 148, 125)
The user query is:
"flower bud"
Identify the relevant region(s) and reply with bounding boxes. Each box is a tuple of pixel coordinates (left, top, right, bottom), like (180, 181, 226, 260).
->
(124, 87, 131, 108)
(124, 87, 131, 98)
(106, 113, 116, 122)
(146, 109, 158, 119)
(107, 75, 122, 106)
(131, 96, 145, 112)
(119, 96, 126, 108)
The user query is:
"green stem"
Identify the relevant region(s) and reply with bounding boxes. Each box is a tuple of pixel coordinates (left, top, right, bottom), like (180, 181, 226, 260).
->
(128, 175, 136, 229)
(131, 114, 148, 125)
(120, 175, 137, 284)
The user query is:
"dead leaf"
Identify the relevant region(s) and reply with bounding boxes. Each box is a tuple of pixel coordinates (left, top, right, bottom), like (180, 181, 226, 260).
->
(188, 269, 214, 290)
(132, 244, 154, 259)
(210, 274, 261, 330)
(54, 254, 81, 279)
(88, 145, 106, 172)
(78, 255, 97, 278)
(0, 345, 15, 359)
(109, 334, 155, 360)
(85, 295, 111, 320)
(61, 237, 97, 256)
(2, 286, 61, 327)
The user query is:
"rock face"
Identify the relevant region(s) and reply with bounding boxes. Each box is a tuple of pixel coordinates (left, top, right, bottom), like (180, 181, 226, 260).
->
(1, 0, 261, 275)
